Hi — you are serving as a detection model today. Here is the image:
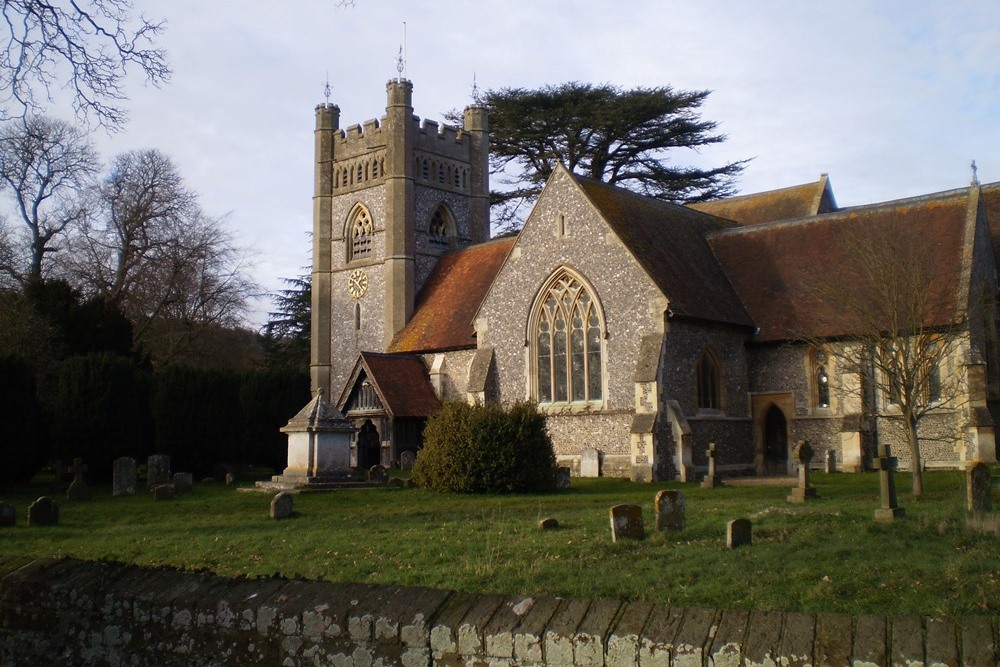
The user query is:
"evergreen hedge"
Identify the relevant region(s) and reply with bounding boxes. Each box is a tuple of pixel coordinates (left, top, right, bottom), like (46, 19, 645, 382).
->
(413, 401, 557, 493)
(0, 355, 49, 486)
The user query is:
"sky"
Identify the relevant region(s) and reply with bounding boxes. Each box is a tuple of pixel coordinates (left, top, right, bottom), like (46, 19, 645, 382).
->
(38, 1, 1000, 326)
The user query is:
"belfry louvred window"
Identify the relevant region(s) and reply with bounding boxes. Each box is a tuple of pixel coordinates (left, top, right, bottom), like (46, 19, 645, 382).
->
(534, 271, 603, 404)
(348, 205, 373, 261)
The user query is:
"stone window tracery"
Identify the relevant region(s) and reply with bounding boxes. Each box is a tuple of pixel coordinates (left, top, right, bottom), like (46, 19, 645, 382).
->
(532, 270, 604, 405)
(347, 205, 374, 261)
(428, 204, 454, 248)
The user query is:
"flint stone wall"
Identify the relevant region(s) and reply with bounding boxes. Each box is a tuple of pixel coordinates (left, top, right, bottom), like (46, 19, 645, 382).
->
(0, 557, 996, 666)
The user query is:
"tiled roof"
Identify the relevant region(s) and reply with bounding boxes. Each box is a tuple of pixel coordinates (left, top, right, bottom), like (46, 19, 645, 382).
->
(574, 175, 754, 328)
(689, 175, 836, 225)
(358, 352, 440, 417)
(388, 238, 516, 353)
(981, 181, 1000, 273)
(708, 191, 972, 342)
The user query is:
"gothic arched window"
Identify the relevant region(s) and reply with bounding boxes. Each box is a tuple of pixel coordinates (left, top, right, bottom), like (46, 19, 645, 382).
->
(696, 349, 723, 411)
(532, 270, 604, 405)
(428, 204, 454, 248)
(817, 364, 830, 408)
(347, 204, 374, 261)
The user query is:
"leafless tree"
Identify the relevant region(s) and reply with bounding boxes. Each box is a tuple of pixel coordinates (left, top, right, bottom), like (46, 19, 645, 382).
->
(1, 0, 169, 131)
(0, 115, 99, 283)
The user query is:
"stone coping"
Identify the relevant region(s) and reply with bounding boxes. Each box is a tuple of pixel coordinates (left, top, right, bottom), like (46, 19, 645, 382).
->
(0, 556, 996, 665)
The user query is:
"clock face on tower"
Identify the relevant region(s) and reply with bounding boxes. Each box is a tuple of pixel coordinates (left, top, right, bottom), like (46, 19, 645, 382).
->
(347, 269, 368, 299)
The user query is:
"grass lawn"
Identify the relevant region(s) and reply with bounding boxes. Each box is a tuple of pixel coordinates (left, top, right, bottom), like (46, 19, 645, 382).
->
(1, 469, 998, 618)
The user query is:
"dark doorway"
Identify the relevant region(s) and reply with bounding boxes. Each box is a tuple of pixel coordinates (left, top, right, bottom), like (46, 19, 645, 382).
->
(764, 405, 788, 473)
(357, 419, 381, 470)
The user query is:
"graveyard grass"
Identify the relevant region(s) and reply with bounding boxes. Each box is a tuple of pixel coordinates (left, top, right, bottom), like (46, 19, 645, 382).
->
(2, 470, 998, 618)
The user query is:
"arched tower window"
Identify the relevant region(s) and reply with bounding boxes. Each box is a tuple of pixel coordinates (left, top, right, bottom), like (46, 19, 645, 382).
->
(695, 348, 723, 411)
(531, 269, 604, 405)
(347, 204, 374, 261)
(817, 364, 830, 408)
(428, 204, 455, 248)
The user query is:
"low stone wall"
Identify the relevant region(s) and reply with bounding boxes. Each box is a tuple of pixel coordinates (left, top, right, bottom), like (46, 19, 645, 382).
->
(0, 556, 997, 666)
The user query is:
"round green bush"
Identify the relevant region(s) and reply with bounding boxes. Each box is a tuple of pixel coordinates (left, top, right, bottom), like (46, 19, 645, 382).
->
(412, 401, 557, 493)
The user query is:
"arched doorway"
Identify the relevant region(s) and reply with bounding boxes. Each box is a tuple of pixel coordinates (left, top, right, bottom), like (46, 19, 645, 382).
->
(764, 405, 789, 474)
(357, 419, 381, 470)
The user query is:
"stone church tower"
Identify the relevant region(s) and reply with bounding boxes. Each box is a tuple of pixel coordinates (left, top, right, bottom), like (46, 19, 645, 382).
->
(310, 79, 490, 396)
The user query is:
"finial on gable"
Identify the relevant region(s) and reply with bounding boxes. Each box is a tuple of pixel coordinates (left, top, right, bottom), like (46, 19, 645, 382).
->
(971, 159, 980, 186)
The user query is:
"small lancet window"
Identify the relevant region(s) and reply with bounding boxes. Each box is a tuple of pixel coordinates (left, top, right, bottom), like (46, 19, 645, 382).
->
(696, 350, 722, 411)
(557, 214, 567, 238)
(348, 206, 374, 261)
(817, 365, 830, 408)
(354, 302, 361, 331)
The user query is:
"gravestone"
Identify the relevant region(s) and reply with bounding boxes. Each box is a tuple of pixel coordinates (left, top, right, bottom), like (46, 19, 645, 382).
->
(225, 472, 237, 486)
(173, 472, 193, 494)
(65, 458, 90, 501)
(368, 464, 388, 484)
(28, 496, 58, 526)
(0, 503, 15, 527)
(270, 492, 294, 519)
(787, 440, 818, 503)
(388, 477, 404, 488)
(727, 518, 752, 549)
(581, 447, 601, 477)
(113, 457, 137, 496)
(654, 489, 686, 532)
(399, 450, 416, 470)
(147, 455, 171, 490)
(153, 485, 174, 501)
(556, 466, 571, 490)
(967, 462, 992, 514)
(700, 443, 722, 489)
(538, 517, 559, 530)
(873, 444, 905, 522)
(825, 449, 837, 474)
(609, 504, 644, 542)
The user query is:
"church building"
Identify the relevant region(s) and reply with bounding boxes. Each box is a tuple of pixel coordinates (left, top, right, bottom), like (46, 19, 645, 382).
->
(309, 78, 1000, 480)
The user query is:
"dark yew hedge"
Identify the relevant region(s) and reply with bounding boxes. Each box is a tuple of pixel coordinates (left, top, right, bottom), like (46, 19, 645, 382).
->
(413, 401, 557, 493)
(0, 355, 49, 486)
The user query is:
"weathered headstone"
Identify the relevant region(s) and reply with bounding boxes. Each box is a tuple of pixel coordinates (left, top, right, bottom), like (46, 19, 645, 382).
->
(153, 485, 174, 501)
(388, 477, 404, 488)
(399, 450, 416, 470)
(270, 492, 294, 519)
(0, 502, 15, 527)
(654, 489, 686, 532)
(700, 443, 722, 489)
(556, 466, 571, 490)
(581, 447, 601, 477)
(113, 457, 138, 496)
(538, 517, 559, 530)
(147, 454, 171, 490)
(609, 504, 644, 542)
(65, 457, 90, 501)
(967, 462, 992, 514)
(173, 472, 193, 494)
(727, 518, 752, 549)
(225, 472, 237, 486)
(368, 464, 388, 484)
(787, 440, 818, 503)
(28, 496, 58, 526)
(873, 444, 905, 522)
(824, 449, 837, 474)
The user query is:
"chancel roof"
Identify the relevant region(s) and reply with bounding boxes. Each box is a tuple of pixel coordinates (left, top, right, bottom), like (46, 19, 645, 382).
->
(707, 189, 975, 342)
(574, 174, 754, 328)
(339, 352, 441, 418)
(980, 181, 1000, 273)
(689, 175, 837, 225)
(389, 237, 516, 353)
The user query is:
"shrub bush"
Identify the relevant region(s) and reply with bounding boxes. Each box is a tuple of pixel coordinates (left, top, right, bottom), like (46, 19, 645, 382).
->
(413, 401, 557, 493)
(0, 355, 49, 485)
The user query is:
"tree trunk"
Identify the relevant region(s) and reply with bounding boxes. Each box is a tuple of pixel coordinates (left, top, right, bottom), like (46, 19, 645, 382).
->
(905, 412, 923, 496)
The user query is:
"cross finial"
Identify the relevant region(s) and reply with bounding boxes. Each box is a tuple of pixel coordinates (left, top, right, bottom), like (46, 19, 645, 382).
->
(971, 159, 980, 186)
(470, 72, 481, 104)
(323, 71, 331, 103)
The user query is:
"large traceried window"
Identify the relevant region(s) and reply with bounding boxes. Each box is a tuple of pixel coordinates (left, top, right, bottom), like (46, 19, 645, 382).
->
(347, 204, 374, 262)
(533, 270, 604, 405)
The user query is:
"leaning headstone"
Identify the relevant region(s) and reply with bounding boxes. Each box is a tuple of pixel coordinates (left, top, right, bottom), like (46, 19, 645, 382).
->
(153, 485, 174, 501)
(147, 455, 171, 490)
(173, 472, 193, 495)
(399, 450, 416, 470)
(654, 489, 686, 532)
(873, 445, 905, 522)
(538, 517, 559, 531)
(700, 443, 722, 489)
(0, 503, 15, 527)
(787, 440, 818, 503)
(270, 492, 294, 519)
(727, 518, 752, 549)
(556, 466, 571, 490)
(368, 464, 388, 484)
(609, 504, 644, 542)
(824, 449, 837, 474)
(113, 457, 138, 496)
(581, 447, 601, 477)
(967, 462, 992, 514)
(65, 457, 90, 501)
(28, 496, 59, 526)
